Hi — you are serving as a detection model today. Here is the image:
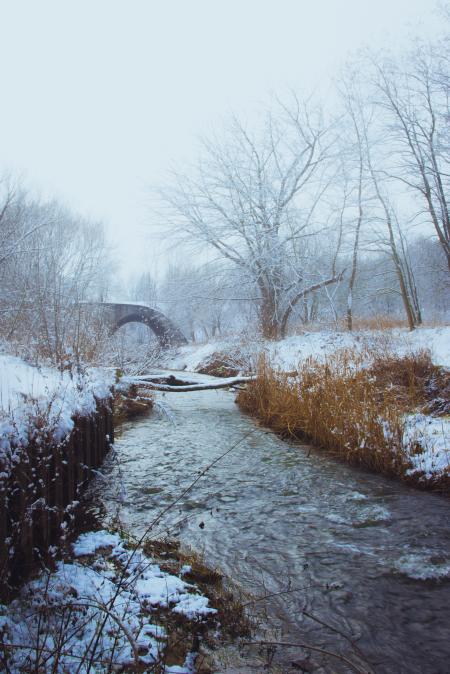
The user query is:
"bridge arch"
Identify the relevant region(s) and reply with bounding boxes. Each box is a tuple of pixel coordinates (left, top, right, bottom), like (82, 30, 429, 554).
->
(99, 303, 187, 348)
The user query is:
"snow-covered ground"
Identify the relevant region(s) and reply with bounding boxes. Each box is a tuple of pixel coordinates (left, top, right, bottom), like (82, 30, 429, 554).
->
(163, 326, 450, 372)
(0, 354, 115, 469)
(0, 530, 214, 673)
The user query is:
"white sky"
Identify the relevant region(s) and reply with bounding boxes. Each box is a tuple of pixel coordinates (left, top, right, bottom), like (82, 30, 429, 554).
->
(0, 0, 443, 279)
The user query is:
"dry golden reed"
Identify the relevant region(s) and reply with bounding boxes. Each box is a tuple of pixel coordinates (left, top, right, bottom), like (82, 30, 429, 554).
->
(237, 349, 448, 484)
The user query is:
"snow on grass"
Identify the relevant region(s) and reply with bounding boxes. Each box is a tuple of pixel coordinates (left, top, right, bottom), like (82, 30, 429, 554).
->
(276, 326, 450, 369)
(166, 340, 233, 372)
(405, 327, 450, 368)
(0, 354, 115, 471)
(73, 531, 216, 619)
(404, 414, 450, 479)
(0, 530, 215, 672)
(163, 326, 450, 373)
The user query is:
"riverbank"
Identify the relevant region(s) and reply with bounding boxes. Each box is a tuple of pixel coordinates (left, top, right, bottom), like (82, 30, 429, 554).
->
(161, 327, 450, 492)
(114, 380, 154, 423)
(0, 353, 116, 595)
(237, 349, 450, 491)
(0, 360, 256, 673)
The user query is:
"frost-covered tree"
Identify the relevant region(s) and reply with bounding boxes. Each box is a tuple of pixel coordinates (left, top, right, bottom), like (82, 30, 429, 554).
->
(130, 271, 158, 307)
(158, 262, 246, 341)
(160, 97, 344, 339)
(373, 41, 450, 272)
(0, 186, 112, 364)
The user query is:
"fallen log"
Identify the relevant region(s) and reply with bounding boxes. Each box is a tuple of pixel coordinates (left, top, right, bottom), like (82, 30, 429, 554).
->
(131, 374, 197, 385)
(130, 375, 255, 392)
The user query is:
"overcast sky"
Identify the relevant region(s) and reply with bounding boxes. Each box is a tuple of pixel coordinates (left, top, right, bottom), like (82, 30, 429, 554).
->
(0, 0, 443, 279)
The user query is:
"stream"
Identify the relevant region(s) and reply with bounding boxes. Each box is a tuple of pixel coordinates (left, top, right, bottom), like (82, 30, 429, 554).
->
(94, 374, 450, 673)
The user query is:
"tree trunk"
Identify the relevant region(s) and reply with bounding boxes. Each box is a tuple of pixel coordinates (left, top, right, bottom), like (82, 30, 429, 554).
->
(259, 284, 281, 340)
(347, 152, 364, 331)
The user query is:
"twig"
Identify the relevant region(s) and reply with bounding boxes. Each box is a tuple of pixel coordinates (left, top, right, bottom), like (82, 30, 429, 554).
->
(242, 639, 374, 674)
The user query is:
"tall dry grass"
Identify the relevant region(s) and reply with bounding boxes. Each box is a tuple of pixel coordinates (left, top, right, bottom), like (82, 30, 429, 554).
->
(237, 349, 449, 483)
(339, 315, 409, 331)
(290, 314, 449, 334)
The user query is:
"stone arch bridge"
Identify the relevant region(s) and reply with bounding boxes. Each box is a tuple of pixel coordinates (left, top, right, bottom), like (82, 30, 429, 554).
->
(94, 302, 187, 348)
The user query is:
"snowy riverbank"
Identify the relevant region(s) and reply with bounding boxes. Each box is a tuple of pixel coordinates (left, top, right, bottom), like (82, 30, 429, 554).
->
(161, 327, 450, 488)
(0, 530, 217, 673)
(0, 354, 115, 465)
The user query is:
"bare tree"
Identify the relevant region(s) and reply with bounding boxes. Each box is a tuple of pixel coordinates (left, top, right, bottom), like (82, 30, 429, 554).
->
(338, 76, 368, 332)
(337, 66, 423, 331)
(373, 43, 450, 271)
(160, 97, 343, 339)
(130, 272, 158, 307)
(0, 193, 112, 365)
(0, 175, 57, 268)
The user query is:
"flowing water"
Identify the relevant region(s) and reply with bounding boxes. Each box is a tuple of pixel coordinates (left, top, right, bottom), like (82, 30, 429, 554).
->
(95, 378, 450, 673)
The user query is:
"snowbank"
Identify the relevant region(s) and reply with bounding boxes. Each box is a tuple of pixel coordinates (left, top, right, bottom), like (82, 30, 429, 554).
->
(0, 354, 115, 464)
(267, 327, 450, 370)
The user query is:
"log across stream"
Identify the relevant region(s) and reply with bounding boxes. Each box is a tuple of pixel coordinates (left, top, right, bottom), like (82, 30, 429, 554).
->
(93, 371, 450, 673)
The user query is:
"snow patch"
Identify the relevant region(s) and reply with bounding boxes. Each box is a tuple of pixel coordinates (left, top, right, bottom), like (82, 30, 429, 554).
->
(403, 414, 450, 478)
(0, 530, 216, 672)
(163, 327, 450, 373)
(73, 530, 122, 556)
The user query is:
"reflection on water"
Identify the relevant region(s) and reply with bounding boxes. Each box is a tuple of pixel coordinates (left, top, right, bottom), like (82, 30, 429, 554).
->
(93, 385, 450, 673)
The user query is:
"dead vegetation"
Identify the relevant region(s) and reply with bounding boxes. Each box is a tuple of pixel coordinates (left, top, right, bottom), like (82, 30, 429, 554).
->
(196, 343, 258, 378)
(289, 315, 449, 334)
(113, 383, 154, 425)
(368, 350, 450, 415)
(237, 349, 450, 491)
(339, 315, 410, 331)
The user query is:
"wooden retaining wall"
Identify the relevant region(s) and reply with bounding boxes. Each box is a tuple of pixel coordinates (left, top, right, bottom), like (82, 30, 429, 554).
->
(0, 402, 114, 598)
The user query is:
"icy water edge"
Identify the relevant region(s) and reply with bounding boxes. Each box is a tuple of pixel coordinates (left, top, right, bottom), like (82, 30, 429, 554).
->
(93, 384, 450, 674)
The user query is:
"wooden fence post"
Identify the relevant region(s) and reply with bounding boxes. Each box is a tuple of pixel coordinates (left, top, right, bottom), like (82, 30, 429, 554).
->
(50, 443, 64, 542)
(73, 420, 84, 499)
(0, 468, 8, 599)
(36, 445, 52, 562)
(0, 399, 114, 590)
